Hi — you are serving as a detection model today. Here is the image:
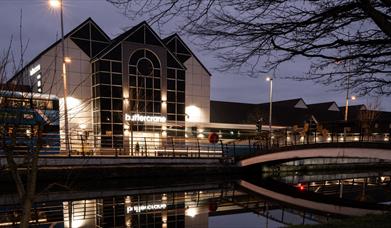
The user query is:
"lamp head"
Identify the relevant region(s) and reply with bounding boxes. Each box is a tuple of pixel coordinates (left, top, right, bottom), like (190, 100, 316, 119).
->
(49, 0, 61, 8)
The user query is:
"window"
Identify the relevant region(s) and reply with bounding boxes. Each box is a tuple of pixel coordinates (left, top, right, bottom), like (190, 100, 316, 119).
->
(128, 49, 162, 131)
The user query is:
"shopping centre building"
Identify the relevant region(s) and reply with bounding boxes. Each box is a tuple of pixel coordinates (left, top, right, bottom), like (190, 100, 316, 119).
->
(8, 18, 390, 154)
(8, 18, 258, 153)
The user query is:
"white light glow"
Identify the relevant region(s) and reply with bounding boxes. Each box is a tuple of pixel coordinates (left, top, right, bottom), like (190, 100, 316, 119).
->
(185, 208, 198, 218)
(64, 57, 72, 63)
(66, 97, 81, 109)
(266, 77, 272, 81)
(29, 64, 40, 76)
(49, 0, 61, 8)
(185, 105, 202, 122)
(79, 123, 87, 129)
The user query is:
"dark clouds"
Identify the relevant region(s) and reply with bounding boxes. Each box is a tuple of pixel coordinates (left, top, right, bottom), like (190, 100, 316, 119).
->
(0, 0, 389, 110)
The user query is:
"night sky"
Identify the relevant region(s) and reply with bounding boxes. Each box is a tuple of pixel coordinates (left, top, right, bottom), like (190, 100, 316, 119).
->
(1, 0, 390, 111)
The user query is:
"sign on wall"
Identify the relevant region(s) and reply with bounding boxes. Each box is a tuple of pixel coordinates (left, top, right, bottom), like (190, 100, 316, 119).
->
(125, 113, 166, 123)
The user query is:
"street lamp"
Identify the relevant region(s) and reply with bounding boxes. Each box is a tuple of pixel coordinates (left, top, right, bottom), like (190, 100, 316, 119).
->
(49, 0, 71, 156)
(266, 77, 273, 146)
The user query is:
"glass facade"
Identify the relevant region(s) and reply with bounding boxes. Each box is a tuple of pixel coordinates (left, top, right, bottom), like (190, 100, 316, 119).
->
(92, 54, 124, 148)
(92, 23, 188, 148)
(129, 49, 162, 132)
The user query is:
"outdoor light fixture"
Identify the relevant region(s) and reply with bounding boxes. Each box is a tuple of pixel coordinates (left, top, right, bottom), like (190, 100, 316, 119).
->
(266, 76, 273, 146)
(49, 0, 61, 8)
(64, 57, 71, 63)
(351, 95, 356, 101)
(49, 0, 71, 155)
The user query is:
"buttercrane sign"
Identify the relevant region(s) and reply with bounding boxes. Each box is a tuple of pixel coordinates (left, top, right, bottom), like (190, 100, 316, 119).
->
(125, 114, 167, 123)
(126, 204, 167, 213)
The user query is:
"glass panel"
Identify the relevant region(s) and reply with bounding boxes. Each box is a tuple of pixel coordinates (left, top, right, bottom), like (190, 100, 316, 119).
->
(177, 80, 185, 92)
(101, 111, 111, 122)
(112, 73, 122, 85)
(177, 92, 185, 103)
(167, 91, 176, 102)
(177, 70, 185, 80)
(100, 98, 111, 110)
(98, 72, 110, 84)
(129, 50, 144, 65)
(112, 99, 123, 110)
(167, 79, 175, 90)
(167, 69, 175, 79)
(145, 89, 153, 101)
(154, 78, 160, 88)
(111, 62, 122, 73)
(99, 85, 111, 97)
(129, 75, 137, 87)
(112, 112, 123, 123)
(112, 86, 122, 98)
(167, 103, 176, 114)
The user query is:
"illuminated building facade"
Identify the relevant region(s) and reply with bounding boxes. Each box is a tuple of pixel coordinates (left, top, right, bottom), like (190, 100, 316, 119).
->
(8, 18, 228, 153)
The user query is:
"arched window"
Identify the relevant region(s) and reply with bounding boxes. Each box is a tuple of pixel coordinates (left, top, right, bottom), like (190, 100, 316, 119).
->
(128, 49, 161, 118)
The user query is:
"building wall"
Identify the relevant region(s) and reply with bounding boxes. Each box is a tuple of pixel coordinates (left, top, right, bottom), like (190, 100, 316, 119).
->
(184, 56, 210, 124)
(28, 38, 92, 149)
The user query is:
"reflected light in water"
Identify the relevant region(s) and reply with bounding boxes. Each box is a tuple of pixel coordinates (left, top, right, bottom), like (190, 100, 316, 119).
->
(185, 207, 198, 217)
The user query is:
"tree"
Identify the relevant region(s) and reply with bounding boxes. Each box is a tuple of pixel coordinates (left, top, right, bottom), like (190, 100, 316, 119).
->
(108, 0, 391, 96)
(0, 12, 66, 227)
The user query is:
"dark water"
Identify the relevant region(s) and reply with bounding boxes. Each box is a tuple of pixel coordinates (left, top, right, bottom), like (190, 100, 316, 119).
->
(1, 171, 391, 228)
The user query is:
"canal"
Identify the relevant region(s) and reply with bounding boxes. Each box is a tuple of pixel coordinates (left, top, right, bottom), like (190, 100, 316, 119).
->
(1, 167, 391, 227)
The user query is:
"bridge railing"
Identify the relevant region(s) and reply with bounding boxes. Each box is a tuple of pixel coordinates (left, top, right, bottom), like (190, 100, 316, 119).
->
(222, 133, 391, 161)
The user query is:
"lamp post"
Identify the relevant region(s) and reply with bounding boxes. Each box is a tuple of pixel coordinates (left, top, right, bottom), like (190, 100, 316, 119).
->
(49, 0, 70, 155)
(266, 77, 273, 147)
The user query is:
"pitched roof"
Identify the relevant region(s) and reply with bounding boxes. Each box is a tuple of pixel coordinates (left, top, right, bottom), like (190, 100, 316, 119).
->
(307, 102, 343, 123)
(210, 98, 313, 127)
(8, 18, 109, 83)
(162, 34, 211, 76)
(92, 21, 186, 70)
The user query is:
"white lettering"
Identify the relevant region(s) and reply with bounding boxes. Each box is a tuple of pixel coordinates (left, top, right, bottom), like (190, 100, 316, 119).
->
(125, 114, 166, 123)
(29, 64, 41, 76)
(126, 204, 167, 214)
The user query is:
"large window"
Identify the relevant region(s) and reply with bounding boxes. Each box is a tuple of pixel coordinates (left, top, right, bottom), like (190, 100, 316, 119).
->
(128, 49, 161, 131)
(92, 56, 124, 148)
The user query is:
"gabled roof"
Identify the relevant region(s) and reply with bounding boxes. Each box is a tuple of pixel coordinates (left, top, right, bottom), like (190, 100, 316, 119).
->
(210, 100, 259, 124)
(257, 98, 312, 126)
(308, 102, 343, 123)
(162, 34, 211, 76)
(93, 21, 186, 70)
(210, 98, 313, 127)
(8, 18, 109, 83)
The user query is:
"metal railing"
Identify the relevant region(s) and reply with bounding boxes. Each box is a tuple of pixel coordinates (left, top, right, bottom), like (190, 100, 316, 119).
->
(223, 132, 391, 160)
(0, 132, 225, 159)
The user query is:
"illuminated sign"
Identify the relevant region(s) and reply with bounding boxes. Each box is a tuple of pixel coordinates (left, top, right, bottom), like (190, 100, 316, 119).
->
(126, 204, 167, 213)
(125, 114, 166, 123)
(29, 64, 41, 76)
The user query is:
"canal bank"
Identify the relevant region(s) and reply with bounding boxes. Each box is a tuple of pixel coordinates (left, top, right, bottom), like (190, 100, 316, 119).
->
(0, 156, 240, 182)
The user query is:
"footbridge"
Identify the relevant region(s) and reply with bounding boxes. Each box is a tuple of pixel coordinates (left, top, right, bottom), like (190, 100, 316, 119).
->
(239, 179, 391, 216)
(237, 142, 391, 167)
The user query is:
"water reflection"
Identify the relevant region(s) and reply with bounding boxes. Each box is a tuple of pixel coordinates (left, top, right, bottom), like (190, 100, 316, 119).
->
(0, 172, 390, 227)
